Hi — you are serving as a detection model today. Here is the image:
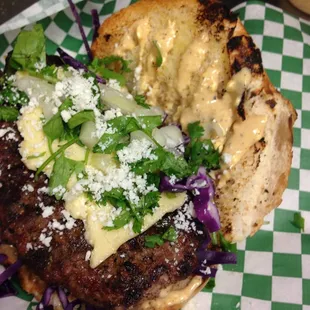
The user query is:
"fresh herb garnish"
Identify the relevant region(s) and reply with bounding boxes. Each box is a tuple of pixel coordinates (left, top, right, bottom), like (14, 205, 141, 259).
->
(134, 95, 150, 109)
(35, 137, 79, 180)
(49, 153, 84, 200)
(27, 152, 46, 160)
(88, 56, 131, 86)
(67, 110, 95, 129)
(292, 212, 305, 232)
(145, 235, 164, 248)
(0, 106, 19, 121)
(43, 113, 64, 142)
(145, 226, 177, 248)
(153, 40, 163, 68)
(131, 147, 189, 179)
(0, 77, 29, 106)
(185, 121, 220, 173)
(93, 115, 162, 154)
(10, 24, 46, 71)
(162, 226, 177, 242)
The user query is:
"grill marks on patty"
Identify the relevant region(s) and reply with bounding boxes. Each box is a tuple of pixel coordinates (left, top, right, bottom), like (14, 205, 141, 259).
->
(0, 121, 206, 309)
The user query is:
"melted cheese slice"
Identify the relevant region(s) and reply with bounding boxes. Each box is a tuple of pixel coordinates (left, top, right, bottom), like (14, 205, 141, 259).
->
(18, 106, 187, 268)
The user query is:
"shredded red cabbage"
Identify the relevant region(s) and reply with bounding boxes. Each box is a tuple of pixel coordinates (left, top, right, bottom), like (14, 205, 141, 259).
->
(0, 254, 7, 264)
(68, 0, 93, 61)
(91, 9, 100, 43)
(57, 287, 68, 309)
(57, 48, 105, 84)
(0, 259, 22, 286)
(197, 250, 237, 266)
(36, 287, 55, 310)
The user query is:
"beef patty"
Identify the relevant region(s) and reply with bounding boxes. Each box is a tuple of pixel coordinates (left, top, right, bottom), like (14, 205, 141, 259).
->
(0, 121, 206, 309)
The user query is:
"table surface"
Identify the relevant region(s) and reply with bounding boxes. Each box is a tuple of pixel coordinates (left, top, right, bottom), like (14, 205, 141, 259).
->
(0, 0, 309, 26)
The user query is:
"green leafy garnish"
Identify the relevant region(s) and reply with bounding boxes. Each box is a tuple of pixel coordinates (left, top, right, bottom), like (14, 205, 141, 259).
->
(131, 148, 189, 179)
(27, 65, 59, 84)
(145, 235, 164, 248)
(88, 56, 131, 87)
(292, 212, 305, 232)
(10, 24, 46, 71)
(35, 137, 79, 180)
(99, 55, 132, 73)
(145, 226, 177, 248)
(105, 209, 132, 231)
(93, 116, 162, 154)
(162, 226, 177, 242)
(188, 121, 204, 140)
(67, 110, 95, 129)
(49, 153, 84, 200)
(185, 121, 220, 173)
(0, 106, 19, 121)
(153, 40, 163, 67)
(0, 77, 29, 106)
(27, 152, 46, 160)
(134, 95, 150, 109)
(43, 113, 64, 142)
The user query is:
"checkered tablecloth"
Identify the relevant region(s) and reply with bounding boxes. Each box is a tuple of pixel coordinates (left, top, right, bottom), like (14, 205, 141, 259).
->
(0, 1, 309, 309)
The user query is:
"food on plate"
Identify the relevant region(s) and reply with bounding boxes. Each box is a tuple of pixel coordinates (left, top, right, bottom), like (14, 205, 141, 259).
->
(0, 0, 296, 309)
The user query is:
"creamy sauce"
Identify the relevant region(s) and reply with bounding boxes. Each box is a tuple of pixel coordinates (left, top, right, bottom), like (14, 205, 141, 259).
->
(141, 276, 203, 309)
(18, 107, 187, 268)
(180, 67, 252, 151)
(223, 115, 267, 168)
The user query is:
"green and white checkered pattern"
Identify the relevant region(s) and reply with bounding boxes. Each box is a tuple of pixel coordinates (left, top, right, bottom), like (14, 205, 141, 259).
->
(0, 1, 309, 309)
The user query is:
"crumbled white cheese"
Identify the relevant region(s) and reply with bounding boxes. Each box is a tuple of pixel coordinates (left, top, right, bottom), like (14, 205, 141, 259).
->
(117, 138, 157, 164)
(42, 206, 54, 218)
(85, 250, 91, 261)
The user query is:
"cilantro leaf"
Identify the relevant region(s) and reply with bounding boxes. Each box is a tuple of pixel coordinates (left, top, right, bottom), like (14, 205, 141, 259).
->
(67, 110, 95, 129)
(131, 148, 189, 179)
(10, 24, 46, 71)
(185, 122, 220, 173)
(27, 65, 59, 84)
(49, 153, 84, 200)
(153, 41, 163, 68)
(292, 212, 305, 232)
(93, 116, 139, 154)
(161, 151, 189, 178)
(99, 56, 132, 73)
(93, 132, 124, 154)
(145, 226, 177, 248)
(27, 152, 46, 160)
(145, 235, 164, 248)
(0, 106, 19, 121)
(0, 77, 29, 106)
(137, 116, 162, 134)
(162, 226, 177, 242)
(134, 95, 150, 109)
(100, 188, 125, 206)
(43, 113, 64, 142)
(104, 209, 132, 231)
(88, 56, 131, 86)
(188, 121, 204, 140)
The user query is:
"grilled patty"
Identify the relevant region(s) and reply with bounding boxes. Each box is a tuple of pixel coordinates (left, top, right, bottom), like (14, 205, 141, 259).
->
(0, 121, 206, 309)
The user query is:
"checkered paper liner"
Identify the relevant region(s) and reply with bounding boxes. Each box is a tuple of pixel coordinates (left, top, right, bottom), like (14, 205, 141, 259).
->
(0, 0, 310, 309)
